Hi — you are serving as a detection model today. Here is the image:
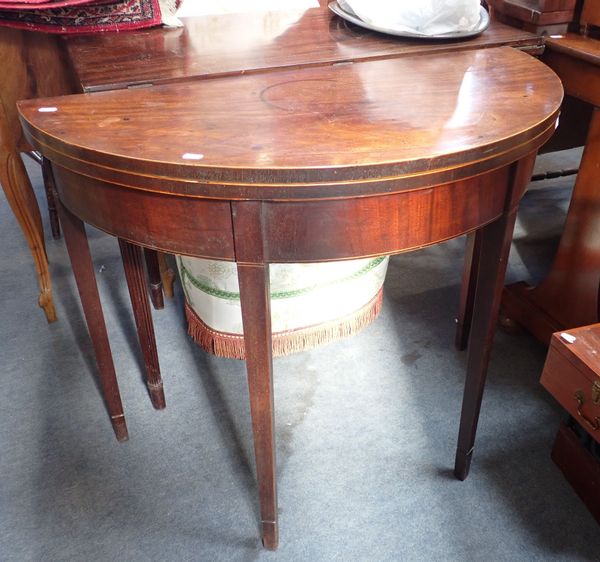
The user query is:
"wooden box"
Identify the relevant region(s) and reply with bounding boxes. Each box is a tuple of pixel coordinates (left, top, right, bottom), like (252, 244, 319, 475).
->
(541, 324, 600, 442)
(489, 0, 576, 33)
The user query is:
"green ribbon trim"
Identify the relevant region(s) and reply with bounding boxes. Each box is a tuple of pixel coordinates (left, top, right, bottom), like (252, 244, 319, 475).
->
(178, 256, 386, 301)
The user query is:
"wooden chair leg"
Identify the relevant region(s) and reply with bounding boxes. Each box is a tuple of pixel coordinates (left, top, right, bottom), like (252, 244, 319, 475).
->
(57, 198, 128, 441)
(41, 157, 61, 240)
(120, 240, 166, 410)
(238, 262, 278, 550)
(157, 251, 175, 298)
(0, 149, 56, 322)
(454, 156, 535, 480)
(143, 248, 164, 310)
(455, 230, 482, 351)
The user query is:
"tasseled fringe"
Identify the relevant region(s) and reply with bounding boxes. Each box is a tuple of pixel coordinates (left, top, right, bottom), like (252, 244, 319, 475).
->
(185, 288, 384, 360)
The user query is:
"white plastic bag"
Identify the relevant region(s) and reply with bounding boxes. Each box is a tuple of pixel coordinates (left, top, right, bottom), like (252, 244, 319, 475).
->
(343, 0, 481, 36)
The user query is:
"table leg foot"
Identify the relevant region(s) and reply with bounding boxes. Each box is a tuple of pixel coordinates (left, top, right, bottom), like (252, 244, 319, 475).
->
(261, 520, 279, 550)
(111, 414, 129, 442)
(453, 448, 472, 481)
(120, 240, 166, 410)
(38, 286, 57, 323)
(148, 381, 166, 410)
(143, 248, 164, 310)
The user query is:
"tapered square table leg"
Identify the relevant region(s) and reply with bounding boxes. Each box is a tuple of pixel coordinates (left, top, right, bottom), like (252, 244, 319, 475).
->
(455, 155, 536, 479)
(57, 200, 128, 441)
(237, 262, 278, 550)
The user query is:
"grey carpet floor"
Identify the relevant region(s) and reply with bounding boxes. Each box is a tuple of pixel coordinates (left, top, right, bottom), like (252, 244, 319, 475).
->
(1, 151, 599, 561)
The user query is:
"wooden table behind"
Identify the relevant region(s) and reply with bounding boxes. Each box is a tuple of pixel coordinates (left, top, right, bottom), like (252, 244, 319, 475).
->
(64, 8, 544, 92)
(502, 33, 600, 342)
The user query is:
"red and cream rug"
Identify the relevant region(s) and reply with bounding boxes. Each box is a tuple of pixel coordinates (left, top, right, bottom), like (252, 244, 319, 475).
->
(0, 0, 179, 33)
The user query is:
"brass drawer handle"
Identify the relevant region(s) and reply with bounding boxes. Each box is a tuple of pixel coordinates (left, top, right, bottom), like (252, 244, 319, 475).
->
(574, 390, 600, 431)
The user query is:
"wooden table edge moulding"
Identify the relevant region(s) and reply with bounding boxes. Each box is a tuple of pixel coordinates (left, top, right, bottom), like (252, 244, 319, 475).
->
(18, 46, 563, 549)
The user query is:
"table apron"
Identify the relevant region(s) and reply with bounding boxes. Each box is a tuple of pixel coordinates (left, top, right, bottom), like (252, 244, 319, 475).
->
(53, 163, 513, 263)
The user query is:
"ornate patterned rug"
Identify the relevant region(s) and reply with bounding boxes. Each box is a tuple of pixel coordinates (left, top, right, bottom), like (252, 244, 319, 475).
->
(0, 0, 179, 33)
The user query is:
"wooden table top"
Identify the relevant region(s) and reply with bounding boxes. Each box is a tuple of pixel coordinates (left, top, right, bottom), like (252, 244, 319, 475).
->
(19, 47, 562, 200)
(546, 32, 600, 66)
(63, 5, 544, 92)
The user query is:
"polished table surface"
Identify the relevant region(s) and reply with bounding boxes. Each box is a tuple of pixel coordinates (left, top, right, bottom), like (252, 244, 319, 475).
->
(501, 32, 600, 342)
(19, 46, 562, 549)
(63, 4, 544, 92)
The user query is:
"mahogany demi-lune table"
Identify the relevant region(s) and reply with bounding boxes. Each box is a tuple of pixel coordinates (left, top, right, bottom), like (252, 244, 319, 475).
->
(18, 46, 562, 549)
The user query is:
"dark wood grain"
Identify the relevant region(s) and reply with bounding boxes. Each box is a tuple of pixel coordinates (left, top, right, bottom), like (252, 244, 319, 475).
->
(64, 7, 544, 93)
(19, 47, 562, 548)
(119, 240, 166, 410)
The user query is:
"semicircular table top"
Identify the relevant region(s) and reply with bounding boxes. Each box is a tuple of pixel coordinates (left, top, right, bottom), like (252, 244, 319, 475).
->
(19, 46, 562, 199)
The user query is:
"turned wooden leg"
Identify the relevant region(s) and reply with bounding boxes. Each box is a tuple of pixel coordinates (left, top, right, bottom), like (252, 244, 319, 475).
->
(41, 157, 61, 240)
(158, 252, 175, 298)
(0, 150, 56, 322)
(57, 199, 128, 441)
(455, 156, 535, 480)
(143, 248, 164, 310)
(455, 231, 482, 351)
(238, 262, 278, 550)
(120, 240, 166, 410)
